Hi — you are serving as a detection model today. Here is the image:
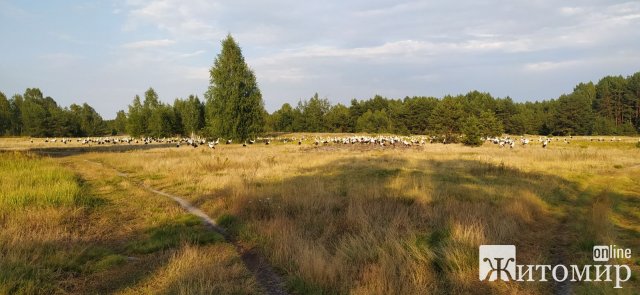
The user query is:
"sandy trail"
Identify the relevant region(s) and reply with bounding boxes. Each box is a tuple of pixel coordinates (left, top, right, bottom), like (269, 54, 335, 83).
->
(84, 159, 288, 295)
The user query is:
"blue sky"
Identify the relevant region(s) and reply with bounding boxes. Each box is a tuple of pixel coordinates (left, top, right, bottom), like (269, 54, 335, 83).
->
(1, 0, 639, 119)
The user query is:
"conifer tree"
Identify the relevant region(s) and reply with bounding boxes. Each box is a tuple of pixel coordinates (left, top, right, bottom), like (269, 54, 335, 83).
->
(205, 35, 265, 140)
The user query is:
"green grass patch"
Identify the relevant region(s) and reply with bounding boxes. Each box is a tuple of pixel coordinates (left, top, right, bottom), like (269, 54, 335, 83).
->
(0, 152, 95, 210)
(217, 214, 243, 236)
(128, 214, 223, 254)
(91, 254, 127, 272)
(0, 261, 58, 295)
(287, 275, 337, 295)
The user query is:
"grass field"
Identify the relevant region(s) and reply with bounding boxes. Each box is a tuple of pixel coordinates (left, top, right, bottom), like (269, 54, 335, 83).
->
(1, 135, 639, 294)
(0, 150, 257, 294)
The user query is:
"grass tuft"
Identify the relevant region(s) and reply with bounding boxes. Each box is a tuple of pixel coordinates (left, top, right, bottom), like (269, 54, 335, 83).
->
(127, 214, 223, 254)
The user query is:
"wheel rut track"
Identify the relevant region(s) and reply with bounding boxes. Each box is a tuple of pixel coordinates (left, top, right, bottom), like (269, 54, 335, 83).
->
(84, 160, 288, 295)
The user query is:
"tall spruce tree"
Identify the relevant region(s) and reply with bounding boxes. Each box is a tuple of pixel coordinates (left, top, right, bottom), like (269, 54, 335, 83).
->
(205, 34, 265, 140)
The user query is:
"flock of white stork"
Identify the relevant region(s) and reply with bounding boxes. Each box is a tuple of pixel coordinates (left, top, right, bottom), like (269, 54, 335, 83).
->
(36, 134, 637, 150)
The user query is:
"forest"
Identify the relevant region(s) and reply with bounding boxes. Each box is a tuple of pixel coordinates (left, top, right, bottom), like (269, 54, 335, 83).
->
(1, 71, 639, 138)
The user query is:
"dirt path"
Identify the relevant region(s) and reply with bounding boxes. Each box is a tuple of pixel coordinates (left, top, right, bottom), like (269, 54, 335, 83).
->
(83, 159, 288, 295)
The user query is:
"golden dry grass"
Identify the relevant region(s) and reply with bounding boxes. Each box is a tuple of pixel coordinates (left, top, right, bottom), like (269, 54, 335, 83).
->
(1, 135, 639, 294)
(66, 135, 640, 294)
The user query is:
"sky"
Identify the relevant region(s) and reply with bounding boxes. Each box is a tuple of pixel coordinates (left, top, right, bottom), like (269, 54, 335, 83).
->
(1, 0, 639, 119)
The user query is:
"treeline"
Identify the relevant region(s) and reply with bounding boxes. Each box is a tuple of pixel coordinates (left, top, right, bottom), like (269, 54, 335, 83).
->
(268, 72, 640, 136)
(1, 71, 639, 138)
(122, 88, 205, 137)
(0, 88, 106, 137)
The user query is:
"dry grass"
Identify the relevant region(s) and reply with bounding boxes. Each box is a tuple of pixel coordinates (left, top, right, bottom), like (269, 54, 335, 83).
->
(66, 135, 639, 294)
(1, 135, 639, 294)
(0, 149, 257, 294)
(120, 244, 258, 295)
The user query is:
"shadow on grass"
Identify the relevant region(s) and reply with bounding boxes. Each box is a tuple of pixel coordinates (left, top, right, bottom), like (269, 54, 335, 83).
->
(24, 143, 176, 158)
(200, 155, 620, 294)
(0, 209, 223, 294)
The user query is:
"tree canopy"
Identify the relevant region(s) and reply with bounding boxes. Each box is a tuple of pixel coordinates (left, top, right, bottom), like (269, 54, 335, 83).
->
(205, 34, 266, 140)
(1, 65, 639, 138)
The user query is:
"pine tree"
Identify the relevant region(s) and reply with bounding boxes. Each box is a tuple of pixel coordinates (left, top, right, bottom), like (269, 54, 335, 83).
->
(462, 116, 483, 146)
(356, 109, 392, 133)
(428, 96, 464, 139)
(126, 95, 144, 137)
(114, 110, 127, 135)
(478, 110, 503, 137)
(205, 34, 265, 140)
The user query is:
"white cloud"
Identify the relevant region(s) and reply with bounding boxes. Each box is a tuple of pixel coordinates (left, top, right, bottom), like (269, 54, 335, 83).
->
(524, 60, 582, 72)
(121, 0, 221, 40)
(559, 6, 584, 16)
(121, 39, 175, 49)
(12, 0, 638, 116)
(178, 50, 206, 58)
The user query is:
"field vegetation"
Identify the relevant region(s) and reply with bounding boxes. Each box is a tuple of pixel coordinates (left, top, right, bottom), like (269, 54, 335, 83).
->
(0, 150, 256, 294)
(1, 136, 639, 294)
(3, 135, 629, 294)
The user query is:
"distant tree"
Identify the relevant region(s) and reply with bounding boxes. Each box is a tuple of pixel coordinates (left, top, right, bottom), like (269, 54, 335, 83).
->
(627, 72, 640, 131)
(148, 104, 175, 138)
(114, 110, 127, 135)
(271, 103, 296, 132)
(126, 95, 145, 137)
(494, 97, 518, 134)
(205, 34, 265, 140)
(21, 89, 49, 136)
(462, 116, 483, 146)
(142, 88, 160, 134)
(356, 109, 392, 133)
(551, 91, 594, 135)
(595, 76, 628, 127)
(428, 96, 464, 138)
(49, 107, 78, 136)
(76, 103, 105, 136)
(0, 91, 10, 135)
(143, 88, 160, 109)
(386, 99, 409, 135)
(478, 110, 503, 137)
(8, 94, 23, 135)
(592, 115, 617, 135)
(324, 103, 351, 132)
(174, 95, 204, 136)
(299, 93, 331, 132)
(620, 121, 637, 135)
(463, 91, 496, 117)
(290, 106, 305, 132)
(403, 96, 438, 134)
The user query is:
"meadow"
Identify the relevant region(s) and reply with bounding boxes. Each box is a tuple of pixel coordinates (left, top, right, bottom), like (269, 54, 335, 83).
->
(1, 135, 639, 294)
